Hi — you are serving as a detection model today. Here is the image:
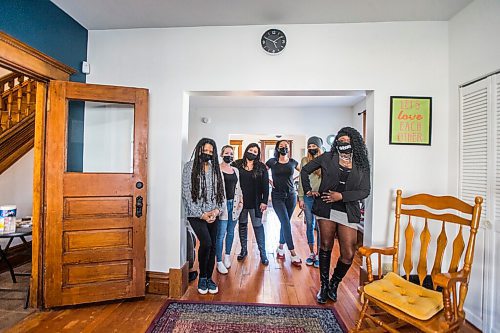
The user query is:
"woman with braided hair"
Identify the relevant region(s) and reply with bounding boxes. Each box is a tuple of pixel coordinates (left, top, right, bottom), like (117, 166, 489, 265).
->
(182, 138, 225, 295)
(301, 127, 370, 304)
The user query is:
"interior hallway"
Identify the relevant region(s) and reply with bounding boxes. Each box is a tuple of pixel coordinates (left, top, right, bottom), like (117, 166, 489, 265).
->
(4, 207, 480, 332)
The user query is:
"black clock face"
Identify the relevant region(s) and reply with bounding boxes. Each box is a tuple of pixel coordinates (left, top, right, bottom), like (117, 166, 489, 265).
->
(261, 29, 286, 54)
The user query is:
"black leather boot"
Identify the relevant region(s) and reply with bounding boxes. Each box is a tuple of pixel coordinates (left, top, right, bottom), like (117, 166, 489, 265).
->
(316, 249, 331, 304)
(237, 222, 248, 261)
(254, 225, 269, 265)
(328, 260, 351, 302)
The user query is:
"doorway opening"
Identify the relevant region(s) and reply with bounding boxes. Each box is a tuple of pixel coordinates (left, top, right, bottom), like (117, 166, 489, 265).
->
(0, 65, 38, 328)
(183, 89, 373, 304)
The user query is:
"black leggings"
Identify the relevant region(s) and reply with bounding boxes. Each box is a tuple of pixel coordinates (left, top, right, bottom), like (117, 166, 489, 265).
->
(188, 217, 218, 279)
(318, 219, 358, 265)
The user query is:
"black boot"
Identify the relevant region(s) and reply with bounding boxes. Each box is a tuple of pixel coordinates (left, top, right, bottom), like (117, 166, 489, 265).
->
(328, 260, 351, 302)
(237, 222, 248, 261)
(316, 249, 331, 304)
(254, 225, 268, 265)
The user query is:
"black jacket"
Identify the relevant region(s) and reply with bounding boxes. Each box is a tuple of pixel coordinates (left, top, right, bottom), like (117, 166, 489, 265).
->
(232, 159, 269, 218)
(300, 151, 370, 223)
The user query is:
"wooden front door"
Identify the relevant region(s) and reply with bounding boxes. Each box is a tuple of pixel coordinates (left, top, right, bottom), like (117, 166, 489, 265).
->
(43, 81, 148, 307)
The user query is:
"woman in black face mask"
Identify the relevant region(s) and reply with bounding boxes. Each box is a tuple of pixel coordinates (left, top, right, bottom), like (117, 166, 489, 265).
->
(300, 127, 370, 304)
(231, 143, 270, 265)
(215, 145, 244, 274)
(182, 138, 225, 295)
(298, 136, 324, 268)
(266, 140, 302, 266)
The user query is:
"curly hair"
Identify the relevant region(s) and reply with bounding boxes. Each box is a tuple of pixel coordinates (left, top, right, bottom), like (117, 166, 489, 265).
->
(273, 139, 289, 159)
(331, 127, 370, 172)
(190, 138, 225, 205)
(233, 143, 266, 178)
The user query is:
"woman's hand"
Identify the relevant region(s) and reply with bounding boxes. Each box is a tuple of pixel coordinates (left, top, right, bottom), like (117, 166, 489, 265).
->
(306, 190, 320, 197)
(200, 212, 212, 222)
(260, 203, 268, 213)
(321, 190, 342, 203)
(201, 210, 218, 223)
(298, 200, 305, 210)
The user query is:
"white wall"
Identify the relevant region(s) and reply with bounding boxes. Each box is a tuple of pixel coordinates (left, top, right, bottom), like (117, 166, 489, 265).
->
(448, 0, 500, 196)
(448, 1, 500, 331)
(87, 21, 449, 272)
(188, 106, 353, 158)
(0, 149, 33, 246)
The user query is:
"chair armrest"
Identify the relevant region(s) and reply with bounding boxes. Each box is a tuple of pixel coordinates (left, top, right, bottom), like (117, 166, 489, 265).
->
(358, 247, 397, 283)
(433, 271, 468, 289)
(358, 246, 397, 257)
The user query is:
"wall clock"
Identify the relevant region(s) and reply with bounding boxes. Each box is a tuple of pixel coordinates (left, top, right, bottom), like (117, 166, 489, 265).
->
(261, 29, 286, 54)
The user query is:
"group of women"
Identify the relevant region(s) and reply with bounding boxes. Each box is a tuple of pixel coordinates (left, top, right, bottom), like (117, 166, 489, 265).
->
(181, 127, 371, 304)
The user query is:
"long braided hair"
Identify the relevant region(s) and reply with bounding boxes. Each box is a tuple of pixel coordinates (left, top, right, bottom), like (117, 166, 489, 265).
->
(234, 143, 265, 178)
(190, 138, 225, 205)
(331, 127, 370, 172)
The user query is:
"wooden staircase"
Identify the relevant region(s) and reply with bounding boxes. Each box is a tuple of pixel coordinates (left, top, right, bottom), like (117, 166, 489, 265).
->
(0, 73, 37, 174)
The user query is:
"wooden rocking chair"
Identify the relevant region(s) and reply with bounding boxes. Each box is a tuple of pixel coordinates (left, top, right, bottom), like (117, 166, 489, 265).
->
(351, 189, 482, 333)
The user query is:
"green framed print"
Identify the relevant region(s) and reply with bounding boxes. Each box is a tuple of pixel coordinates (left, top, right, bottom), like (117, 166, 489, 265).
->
(389, 96, 432, 145)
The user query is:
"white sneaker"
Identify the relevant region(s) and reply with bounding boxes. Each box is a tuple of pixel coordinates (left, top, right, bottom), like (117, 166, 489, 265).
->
(291, 254, 302, 267)
(224, 254, 232, 268)
(217, 261, 228, 274)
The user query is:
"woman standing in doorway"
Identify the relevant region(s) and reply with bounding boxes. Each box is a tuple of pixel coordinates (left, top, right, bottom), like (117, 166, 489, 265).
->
(298, 136, 324, 268)
(182, 138, 225, 295)
(215, 145, 244, 274)
(266, 140, 302, 266)
(301, 127, 370, 304)
(232, 143, 270, 265)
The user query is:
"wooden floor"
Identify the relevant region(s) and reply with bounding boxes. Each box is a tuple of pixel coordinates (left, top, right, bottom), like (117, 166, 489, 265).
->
(5, 207, 481, 333)
(0, 263, 35, 331)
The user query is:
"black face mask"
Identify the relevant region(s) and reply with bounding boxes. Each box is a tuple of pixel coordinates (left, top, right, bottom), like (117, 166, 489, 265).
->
(308, 149, 318, 156)
(245, 151, 258, 161)
(200, 153, 212, 162)
(278, 147, 288, 156)
(222, 156, 233, 164)
(336, 141, 352, 155)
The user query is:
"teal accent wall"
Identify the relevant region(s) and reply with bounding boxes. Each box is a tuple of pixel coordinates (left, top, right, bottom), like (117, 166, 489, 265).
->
(0, 0, 88, 82)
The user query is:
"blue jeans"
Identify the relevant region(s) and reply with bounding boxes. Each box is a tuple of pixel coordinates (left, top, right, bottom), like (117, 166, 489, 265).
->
(216, 200, 237, 262)
(272, 191, 297, 251)
(303, 195, 317, 246)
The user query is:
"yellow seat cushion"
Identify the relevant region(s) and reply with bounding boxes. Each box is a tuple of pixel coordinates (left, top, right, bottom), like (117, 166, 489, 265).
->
(364, 272, 443, 321)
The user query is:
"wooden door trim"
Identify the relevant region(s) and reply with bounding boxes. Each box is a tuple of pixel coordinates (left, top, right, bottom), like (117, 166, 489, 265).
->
(0, 32, 75, 308)
(229, 140, 243, 159)
(0, 32, 75, 81)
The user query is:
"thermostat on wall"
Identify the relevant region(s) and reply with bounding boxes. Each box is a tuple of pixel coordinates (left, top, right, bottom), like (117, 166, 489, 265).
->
(82, 61, 90, 75)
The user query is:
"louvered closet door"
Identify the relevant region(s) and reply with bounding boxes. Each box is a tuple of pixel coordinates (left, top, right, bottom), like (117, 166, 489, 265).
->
(459, 77, 491, 330)
(492, 73, 500, 333)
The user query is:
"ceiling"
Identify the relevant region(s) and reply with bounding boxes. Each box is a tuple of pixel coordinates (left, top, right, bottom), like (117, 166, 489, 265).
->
(51, 0, 472, 30)
(190, 94, 366, 109)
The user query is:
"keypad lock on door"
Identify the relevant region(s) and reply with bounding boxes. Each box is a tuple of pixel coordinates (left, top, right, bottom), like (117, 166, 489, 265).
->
(136, 196, 143, 217)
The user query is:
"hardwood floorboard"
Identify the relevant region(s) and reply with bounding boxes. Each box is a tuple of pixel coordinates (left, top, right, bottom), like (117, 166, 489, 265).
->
(5, 207, 481, 332)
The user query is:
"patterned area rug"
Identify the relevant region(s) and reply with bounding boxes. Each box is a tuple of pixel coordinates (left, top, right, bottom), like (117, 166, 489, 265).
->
(146, 301, 346, 333)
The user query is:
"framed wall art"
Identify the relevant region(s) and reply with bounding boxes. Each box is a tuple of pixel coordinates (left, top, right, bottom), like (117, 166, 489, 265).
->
(389, 96, 432, 145)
